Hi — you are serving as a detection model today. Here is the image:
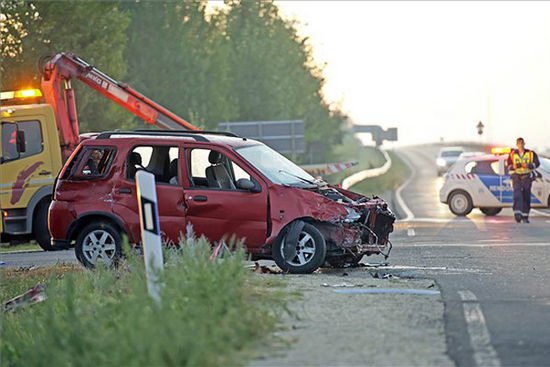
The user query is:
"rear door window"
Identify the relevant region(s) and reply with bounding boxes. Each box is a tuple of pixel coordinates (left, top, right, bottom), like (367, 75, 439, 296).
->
(66, 147, 116, 179)
(127, 145, 179, 185)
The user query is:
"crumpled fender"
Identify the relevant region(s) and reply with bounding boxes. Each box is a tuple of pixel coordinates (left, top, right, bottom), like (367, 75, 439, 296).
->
(267, 185, 348, 244)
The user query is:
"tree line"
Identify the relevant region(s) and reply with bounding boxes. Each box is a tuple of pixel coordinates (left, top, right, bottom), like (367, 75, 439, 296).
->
(1, 0, 346, 162)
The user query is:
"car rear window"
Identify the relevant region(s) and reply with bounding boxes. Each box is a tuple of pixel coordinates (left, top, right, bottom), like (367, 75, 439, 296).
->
(62, 146, 116, 180)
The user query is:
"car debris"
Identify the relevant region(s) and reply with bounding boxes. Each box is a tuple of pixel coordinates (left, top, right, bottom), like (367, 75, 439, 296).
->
(333, 288, 440, 295)
(3, 284, 47, 313)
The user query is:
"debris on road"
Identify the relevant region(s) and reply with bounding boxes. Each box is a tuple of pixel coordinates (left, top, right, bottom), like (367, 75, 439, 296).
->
(253, 262, 282, 274)
(321, 281, 365, 288)
(333, 288, 440, 295)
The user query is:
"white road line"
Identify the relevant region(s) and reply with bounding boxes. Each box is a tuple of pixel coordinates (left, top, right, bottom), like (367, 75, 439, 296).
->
(394, 151, 416, 220)
(399, 242, 550, 248)
(458, 290, 501, 367)
(532, 209, 550, 217)
(407, 228, 416, 237)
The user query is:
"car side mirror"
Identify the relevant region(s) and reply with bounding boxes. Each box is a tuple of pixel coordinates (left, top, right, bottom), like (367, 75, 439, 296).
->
(236, 178, 260, 193)
(16, 130, 26, 153)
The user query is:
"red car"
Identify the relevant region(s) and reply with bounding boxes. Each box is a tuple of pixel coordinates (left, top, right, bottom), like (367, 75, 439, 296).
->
(49, 130, 395, 273)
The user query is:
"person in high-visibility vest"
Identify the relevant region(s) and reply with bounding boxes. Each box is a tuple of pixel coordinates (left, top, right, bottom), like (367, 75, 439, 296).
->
(507, 137, 540, 223)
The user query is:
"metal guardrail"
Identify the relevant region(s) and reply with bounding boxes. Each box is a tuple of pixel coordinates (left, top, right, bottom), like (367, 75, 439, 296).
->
(341, 150, 392, 189)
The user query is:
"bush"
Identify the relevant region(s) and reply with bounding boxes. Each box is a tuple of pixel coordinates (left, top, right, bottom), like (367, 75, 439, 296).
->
(1, 238, 279, 366)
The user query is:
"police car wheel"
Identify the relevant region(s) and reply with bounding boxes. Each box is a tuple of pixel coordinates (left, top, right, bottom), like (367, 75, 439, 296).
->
(480, 207, 502, 216)
(448, 190, 473, 216)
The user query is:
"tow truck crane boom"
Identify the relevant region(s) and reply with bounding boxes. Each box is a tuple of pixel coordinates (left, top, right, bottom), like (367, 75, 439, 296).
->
(41, 52, 198, 160)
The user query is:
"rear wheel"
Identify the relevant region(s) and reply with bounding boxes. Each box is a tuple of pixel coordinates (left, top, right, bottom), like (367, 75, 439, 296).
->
(480, 207, 502, 216)
(272, 223, 326, 274)
(75, 222, 122, 268)
(33, 200, 54, 251)
(448, 190, 473, 216)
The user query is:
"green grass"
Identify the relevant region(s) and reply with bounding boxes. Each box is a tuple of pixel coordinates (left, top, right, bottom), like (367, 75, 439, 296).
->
(325, 134, 386, 185)
(0, 243, 41, 253)
(1, 239, 285, 366)
(349, 151, 410, 196)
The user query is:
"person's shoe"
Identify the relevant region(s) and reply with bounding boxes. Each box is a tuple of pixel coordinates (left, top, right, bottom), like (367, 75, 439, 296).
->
(522, 217, 530, 223)
(514, 213, 522, 223)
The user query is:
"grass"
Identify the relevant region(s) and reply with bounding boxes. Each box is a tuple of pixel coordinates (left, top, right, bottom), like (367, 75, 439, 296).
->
(325, 134, 386, 185)
(349, 151, 410, 196)
(0, 243, 41, 253)
(0, 238, 286, 367)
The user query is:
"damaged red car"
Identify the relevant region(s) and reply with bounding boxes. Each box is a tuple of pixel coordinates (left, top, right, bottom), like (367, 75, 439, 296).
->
(49, 130, 395, 273)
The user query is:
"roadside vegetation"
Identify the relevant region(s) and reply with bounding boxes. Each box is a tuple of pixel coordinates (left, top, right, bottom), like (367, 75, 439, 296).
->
(324, 134, 386, 185)
(0, 239, 286, 366)
(350, 151, 410, 196)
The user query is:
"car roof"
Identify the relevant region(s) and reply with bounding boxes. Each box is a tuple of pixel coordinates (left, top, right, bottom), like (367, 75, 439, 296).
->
(81, 130, 261, 149)
(439, 146, 464, 152)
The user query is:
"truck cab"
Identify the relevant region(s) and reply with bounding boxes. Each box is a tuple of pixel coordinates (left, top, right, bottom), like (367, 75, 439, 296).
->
(1, 91, 63, 250)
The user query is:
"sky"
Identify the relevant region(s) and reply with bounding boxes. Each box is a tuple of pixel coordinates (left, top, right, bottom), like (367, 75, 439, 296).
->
(276, 1, 550, 150)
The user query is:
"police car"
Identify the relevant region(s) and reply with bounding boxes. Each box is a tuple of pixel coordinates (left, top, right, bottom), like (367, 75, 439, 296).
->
(439, 148, 550, 216)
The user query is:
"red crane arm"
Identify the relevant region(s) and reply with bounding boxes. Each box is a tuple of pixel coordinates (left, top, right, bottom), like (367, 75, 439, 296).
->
(41, 52, 198, 161)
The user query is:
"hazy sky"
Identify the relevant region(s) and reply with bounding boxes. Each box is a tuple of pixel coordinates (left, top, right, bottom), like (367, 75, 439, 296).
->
(276, 1, 550, 149)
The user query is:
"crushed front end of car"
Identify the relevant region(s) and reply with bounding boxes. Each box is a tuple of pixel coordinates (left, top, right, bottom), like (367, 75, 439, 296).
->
(310, 186, 396, 266)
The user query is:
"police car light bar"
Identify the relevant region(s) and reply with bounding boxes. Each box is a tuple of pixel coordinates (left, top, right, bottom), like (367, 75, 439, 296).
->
(491, 147, 512, 155)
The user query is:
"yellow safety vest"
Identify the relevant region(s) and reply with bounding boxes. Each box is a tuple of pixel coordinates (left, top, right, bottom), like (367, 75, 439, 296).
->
(511, 150, 534, 175)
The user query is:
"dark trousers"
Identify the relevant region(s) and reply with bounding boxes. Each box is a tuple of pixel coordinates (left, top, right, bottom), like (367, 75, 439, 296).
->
(512, 174, 532, 217)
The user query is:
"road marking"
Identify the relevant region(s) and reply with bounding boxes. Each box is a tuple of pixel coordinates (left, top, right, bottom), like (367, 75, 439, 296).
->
(458, 290, 501, 367)
(407, 228, 416, 237)
(394, 151, 416, 220)
(532, 209, 550, 217)
(399, 242, 550, 247)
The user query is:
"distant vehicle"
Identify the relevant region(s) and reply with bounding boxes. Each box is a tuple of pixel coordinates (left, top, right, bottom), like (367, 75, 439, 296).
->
(436, 147, 464, 176)
(439, 151, 550, 216)
(459, 151, 485, 159)
(49, 130, 396, 273)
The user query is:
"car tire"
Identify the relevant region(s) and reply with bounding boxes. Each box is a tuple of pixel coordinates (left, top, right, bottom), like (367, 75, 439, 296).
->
(448, 190, 473, 216)
(33, 200, 54, 251)
(480, 207, 502, 216)
(272, 222, 327, 274)
(75, 221, 122, 269)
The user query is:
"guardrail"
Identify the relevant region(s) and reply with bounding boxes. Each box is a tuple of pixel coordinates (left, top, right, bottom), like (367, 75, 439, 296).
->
(341, 150, 392, 189)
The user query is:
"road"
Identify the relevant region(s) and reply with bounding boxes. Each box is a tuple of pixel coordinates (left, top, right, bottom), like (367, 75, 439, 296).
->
(389, 145, 550, 367)
(2, 145, 549, 366)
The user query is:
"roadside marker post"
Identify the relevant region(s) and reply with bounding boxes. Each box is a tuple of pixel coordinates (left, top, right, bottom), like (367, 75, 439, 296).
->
(136, 170, 164, 304)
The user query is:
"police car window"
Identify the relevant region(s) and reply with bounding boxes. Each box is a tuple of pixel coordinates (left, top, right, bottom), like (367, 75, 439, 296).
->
(472, 160, 498, 175)
(464, 161, 476, 173)
(540, 158, 550, 173)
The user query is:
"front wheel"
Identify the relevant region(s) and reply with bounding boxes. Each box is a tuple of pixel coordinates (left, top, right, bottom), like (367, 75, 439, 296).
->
(272, 222, 326, 274)
(75, 222, 122, 268)
(448, 190, 473, 216)
(480, 207, 502, 216)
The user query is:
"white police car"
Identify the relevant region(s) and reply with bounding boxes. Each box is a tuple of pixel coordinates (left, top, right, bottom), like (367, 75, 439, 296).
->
(439, 149, 550, 216)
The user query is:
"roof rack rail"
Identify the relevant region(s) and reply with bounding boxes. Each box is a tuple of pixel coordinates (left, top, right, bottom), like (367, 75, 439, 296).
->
(133, 129, 241, 138)
(96, 130, 209, 142)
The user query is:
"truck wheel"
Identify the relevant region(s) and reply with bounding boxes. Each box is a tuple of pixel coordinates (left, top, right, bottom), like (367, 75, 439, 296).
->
(480, 207, 502, 216)
(448, 190, 473, 216)
(75, 222, 122, 269)
(273, 223, 326, 274)
(33, 201, 54, 251)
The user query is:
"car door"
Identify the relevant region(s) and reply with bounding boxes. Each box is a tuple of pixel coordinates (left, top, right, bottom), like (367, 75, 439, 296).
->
(182, 145, 268, 248)
(111, 144, 186, 246)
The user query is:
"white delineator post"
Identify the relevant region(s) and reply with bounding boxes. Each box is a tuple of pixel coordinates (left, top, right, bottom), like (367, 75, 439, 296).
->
(136, 170, 164, 303)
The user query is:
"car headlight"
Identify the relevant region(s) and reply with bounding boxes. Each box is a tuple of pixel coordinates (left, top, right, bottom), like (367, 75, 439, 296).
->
(436, 158, 446, 167)
(344, 206, 361, 222)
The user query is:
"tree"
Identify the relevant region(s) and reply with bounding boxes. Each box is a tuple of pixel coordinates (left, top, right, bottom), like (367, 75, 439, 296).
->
(122, 0, 237, 129)
(1, 0, 132, 131)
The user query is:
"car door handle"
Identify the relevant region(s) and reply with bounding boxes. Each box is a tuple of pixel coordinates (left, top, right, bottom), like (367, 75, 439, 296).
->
(193, 195, 208, 202)
(117, 188, 132, 194)
(39, 170, 51, 175)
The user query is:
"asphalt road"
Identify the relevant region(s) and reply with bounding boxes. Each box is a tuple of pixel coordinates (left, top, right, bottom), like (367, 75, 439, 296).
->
(389, 146, 550, 367)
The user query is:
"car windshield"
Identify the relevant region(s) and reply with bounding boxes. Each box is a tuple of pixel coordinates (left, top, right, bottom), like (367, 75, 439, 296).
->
(235, 144, 318, 187)
(441, 150, 463, 158)
(540, 157, 550, 173)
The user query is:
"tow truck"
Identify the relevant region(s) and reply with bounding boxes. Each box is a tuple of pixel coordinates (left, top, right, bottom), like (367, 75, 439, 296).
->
(1, 52, 198, 250)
